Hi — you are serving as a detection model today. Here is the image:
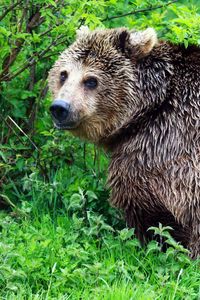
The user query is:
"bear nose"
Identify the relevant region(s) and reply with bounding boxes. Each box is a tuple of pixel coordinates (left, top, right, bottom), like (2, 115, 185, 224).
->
(50, 100, 70, 122)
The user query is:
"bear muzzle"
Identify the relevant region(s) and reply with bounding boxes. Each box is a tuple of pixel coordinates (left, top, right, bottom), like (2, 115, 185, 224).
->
(50, 99, 79, 130)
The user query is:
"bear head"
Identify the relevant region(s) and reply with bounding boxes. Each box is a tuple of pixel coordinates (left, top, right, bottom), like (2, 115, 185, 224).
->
(48, 27, 157, 142)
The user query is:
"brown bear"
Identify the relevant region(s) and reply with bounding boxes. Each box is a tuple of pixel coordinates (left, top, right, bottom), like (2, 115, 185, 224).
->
(48, 27, 200, 258)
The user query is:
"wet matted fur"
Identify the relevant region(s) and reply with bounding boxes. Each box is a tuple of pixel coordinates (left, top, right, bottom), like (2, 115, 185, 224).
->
(48, 27, 200, 258)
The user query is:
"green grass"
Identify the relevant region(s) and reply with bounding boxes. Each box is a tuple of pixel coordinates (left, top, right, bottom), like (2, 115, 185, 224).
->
(0, 211, 199, 300)
(1, 134, 200, 300)
(1, 133, 200, 300)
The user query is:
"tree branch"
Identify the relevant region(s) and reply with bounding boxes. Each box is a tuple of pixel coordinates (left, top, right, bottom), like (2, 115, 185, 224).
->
(0, 6, 46, 82)
(18, 1, 29, 32)
(0, 114, 27, 147)
(0, 0, 23, 22)
(102, 0, 178, 21)
(0, 3, 30, 80)
(42, 51, 62, 60)
(0, 35, 69, 82)
(7, 116, 39, 150)
(1, 39, 25, 79)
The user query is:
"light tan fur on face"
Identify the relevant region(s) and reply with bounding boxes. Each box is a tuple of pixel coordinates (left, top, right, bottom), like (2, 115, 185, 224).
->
(49, 54, 121, 142)
(49, 59, 101, 127)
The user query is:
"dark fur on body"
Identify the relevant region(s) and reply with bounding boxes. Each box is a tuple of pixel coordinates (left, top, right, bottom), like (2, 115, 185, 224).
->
(105, 43, 200, 257)
(48, 28, 200, 258)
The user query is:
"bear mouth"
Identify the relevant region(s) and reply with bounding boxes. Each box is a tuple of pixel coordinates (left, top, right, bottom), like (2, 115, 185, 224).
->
(54, 121, 79, 130)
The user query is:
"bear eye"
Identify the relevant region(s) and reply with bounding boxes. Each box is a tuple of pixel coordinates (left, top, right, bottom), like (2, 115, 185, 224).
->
(60, 71, 68, 84)
(84, 77, 98, 89)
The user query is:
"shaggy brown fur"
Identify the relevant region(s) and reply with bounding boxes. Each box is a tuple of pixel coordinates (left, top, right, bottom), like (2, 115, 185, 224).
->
(48, 27, 200, 258)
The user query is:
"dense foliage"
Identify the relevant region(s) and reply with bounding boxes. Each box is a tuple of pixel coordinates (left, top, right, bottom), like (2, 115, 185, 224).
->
(0, 0, 200, 299)
(1, 212, 200, 299)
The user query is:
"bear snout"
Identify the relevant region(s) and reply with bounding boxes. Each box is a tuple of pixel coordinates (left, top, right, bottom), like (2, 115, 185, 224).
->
(50, 99, 70, 122)
(50, 99, 80, 130)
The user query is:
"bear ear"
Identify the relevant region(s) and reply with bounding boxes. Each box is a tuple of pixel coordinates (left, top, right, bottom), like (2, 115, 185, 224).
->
(76, 25, 90, 39)
(129, 28, 157, 58)
(111, 29, 129, 54)
(116, 29, 129, 53)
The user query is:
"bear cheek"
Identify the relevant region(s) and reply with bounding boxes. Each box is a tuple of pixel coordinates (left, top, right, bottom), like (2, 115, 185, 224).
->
(69, 88, 97, 119)
(74, 99, 96, 121)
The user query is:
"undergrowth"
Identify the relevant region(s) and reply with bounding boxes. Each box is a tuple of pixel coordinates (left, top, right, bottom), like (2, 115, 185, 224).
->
(1, 127, 200, 300)
(0, 136, 200, 299)
(0, 210, 200, 300)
